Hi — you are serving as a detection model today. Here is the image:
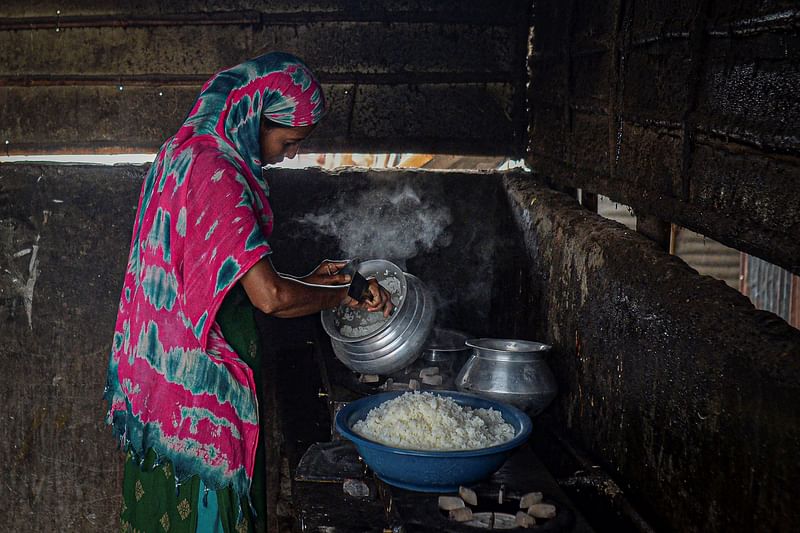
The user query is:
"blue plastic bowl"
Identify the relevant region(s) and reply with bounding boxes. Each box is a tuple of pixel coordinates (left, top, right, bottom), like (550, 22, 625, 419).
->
(335, 390, 532, 492)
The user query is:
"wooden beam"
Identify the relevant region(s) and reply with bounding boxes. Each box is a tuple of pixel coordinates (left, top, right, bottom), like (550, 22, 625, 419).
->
(636, 213, 671, 252)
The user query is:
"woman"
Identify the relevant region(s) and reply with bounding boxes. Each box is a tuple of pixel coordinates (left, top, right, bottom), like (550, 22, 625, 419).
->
(104, 52, 392, 533)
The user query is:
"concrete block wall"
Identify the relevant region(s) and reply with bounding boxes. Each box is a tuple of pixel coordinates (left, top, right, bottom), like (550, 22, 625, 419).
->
(503, 175, 800, 531)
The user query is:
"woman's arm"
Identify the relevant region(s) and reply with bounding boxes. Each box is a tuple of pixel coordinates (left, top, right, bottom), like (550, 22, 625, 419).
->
(240, 258, 393, 318)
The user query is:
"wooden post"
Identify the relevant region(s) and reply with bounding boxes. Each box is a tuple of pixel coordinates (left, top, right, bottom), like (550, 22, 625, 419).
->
(580, 191, 598, 213)
(636, 213, 671, 252)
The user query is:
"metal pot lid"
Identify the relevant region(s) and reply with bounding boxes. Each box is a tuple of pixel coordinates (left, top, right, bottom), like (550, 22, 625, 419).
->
(465, 338, 552, 353)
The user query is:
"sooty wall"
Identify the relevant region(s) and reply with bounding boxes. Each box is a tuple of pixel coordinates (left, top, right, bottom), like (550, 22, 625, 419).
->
(528, 0, 800, 275)
(0, 163, 521, 531)
(502, 175, 800, 532)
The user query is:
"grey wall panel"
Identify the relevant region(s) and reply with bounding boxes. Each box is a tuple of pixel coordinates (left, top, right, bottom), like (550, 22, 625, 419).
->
(349, 83, 518, 153)
(0, 83, 352, 153)
(0, 164, 142, 531)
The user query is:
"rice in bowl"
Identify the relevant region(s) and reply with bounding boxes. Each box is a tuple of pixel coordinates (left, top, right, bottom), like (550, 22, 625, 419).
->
(352, 391, 515, 451)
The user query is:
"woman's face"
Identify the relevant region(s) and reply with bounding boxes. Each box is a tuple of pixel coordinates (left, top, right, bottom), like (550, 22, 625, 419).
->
(259, 121, 315, 165)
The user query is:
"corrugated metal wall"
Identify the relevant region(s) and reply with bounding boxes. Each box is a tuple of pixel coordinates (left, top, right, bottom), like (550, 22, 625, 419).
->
(0, 1, 531, 156)
(743, 255, 800, 328)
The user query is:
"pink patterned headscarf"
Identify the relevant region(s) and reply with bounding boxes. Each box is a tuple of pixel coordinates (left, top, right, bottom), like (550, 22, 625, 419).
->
(104, 52, 326, 502)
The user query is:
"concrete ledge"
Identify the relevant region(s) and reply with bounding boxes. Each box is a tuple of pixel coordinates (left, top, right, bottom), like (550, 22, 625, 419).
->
(503, 174, 800, 531)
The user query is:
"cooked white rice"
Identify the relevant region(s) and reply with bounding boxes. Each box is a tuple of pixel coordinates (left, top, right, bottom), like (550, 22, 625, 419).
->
(352, 392, 515, 451)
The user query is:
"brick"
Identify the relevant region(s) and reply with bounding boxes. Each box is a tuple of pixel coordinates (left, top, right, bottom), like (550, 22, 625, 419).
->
(629, 0, 699, 42)
(529, 57, 569, 106)
(531, 0, 571, 54)
(708, 2, 800, 31)
(529, 102, 568, 163)
(571, 0, 616, 51)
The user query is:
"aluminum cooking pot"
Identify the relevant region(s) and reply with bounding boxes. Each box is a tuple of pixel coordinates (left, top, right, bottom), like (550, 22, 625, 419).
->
(321, 259, 436, 375)
(455, 338, 557, 415)
(421, 328, 472, 364)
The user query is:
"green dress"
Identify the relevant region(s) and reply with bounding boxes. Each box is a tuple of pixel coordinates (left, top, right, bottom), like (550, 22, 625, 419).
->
(119, 284, 267, 533)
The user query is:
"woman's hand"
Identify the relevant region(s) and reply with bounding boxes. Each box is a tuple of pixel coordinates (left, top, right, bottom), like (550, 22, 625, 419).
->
(302, 260, 351, 286)
(341, 278, 394, 318)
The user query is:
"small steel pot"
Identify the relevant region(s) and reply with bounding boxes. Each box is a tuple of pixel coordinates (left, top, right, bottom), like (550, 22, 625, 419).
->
(421, 328, 471, 364)
(455, 338, 557, 415)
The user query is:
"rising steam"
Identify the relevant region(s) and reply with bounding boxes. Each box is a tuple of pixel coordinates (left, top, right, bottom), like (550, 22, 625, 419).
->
(296, 184, 453, 266)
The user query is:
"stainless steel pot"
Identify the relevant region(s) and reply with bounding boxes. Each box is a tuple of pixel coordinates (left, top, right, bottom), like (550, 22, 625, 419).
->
(321, 260, 436, 375)
(455, 338, 557, 415)
(421, 328, 471, 364)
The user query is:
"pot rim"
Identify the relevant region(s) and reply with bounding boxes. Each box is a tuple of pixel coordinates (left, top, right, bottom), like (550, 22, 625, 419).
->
(465, 338, 552, 357)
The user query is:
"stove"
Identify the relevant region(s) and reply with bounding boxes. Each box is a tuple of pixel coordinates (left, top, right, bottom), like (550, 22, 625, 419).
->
(294, 439, 591, 532)
(289, 339, 595, 532)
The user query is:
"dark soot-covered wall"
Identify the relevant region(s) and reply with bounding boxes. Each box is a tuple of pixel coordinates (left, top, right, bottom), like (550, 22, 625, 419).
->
(0, 0, 530, 156)
(0, 164, 519, 531)
(508, 183, 800, 532)
(504, 174, 800, 532)
(528, 0, 800, 275)
(526, 1, 800, 530)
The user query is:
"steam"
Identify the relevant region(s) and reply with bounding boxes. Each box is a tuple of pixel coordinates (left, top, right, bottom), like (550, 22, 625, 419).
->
(296, 184, 452, 266)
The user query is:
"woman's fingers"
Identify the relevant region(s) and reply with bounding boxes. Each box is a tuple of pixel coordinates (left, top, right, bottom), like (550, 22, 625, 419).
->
(305, 260, 352, 285)
(324, 260, 349, 274)
(339, 279, 393, 317)
(313, 259, 347, 277)
(364, 280, 394, 317)
(331, 273, 351, 284)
